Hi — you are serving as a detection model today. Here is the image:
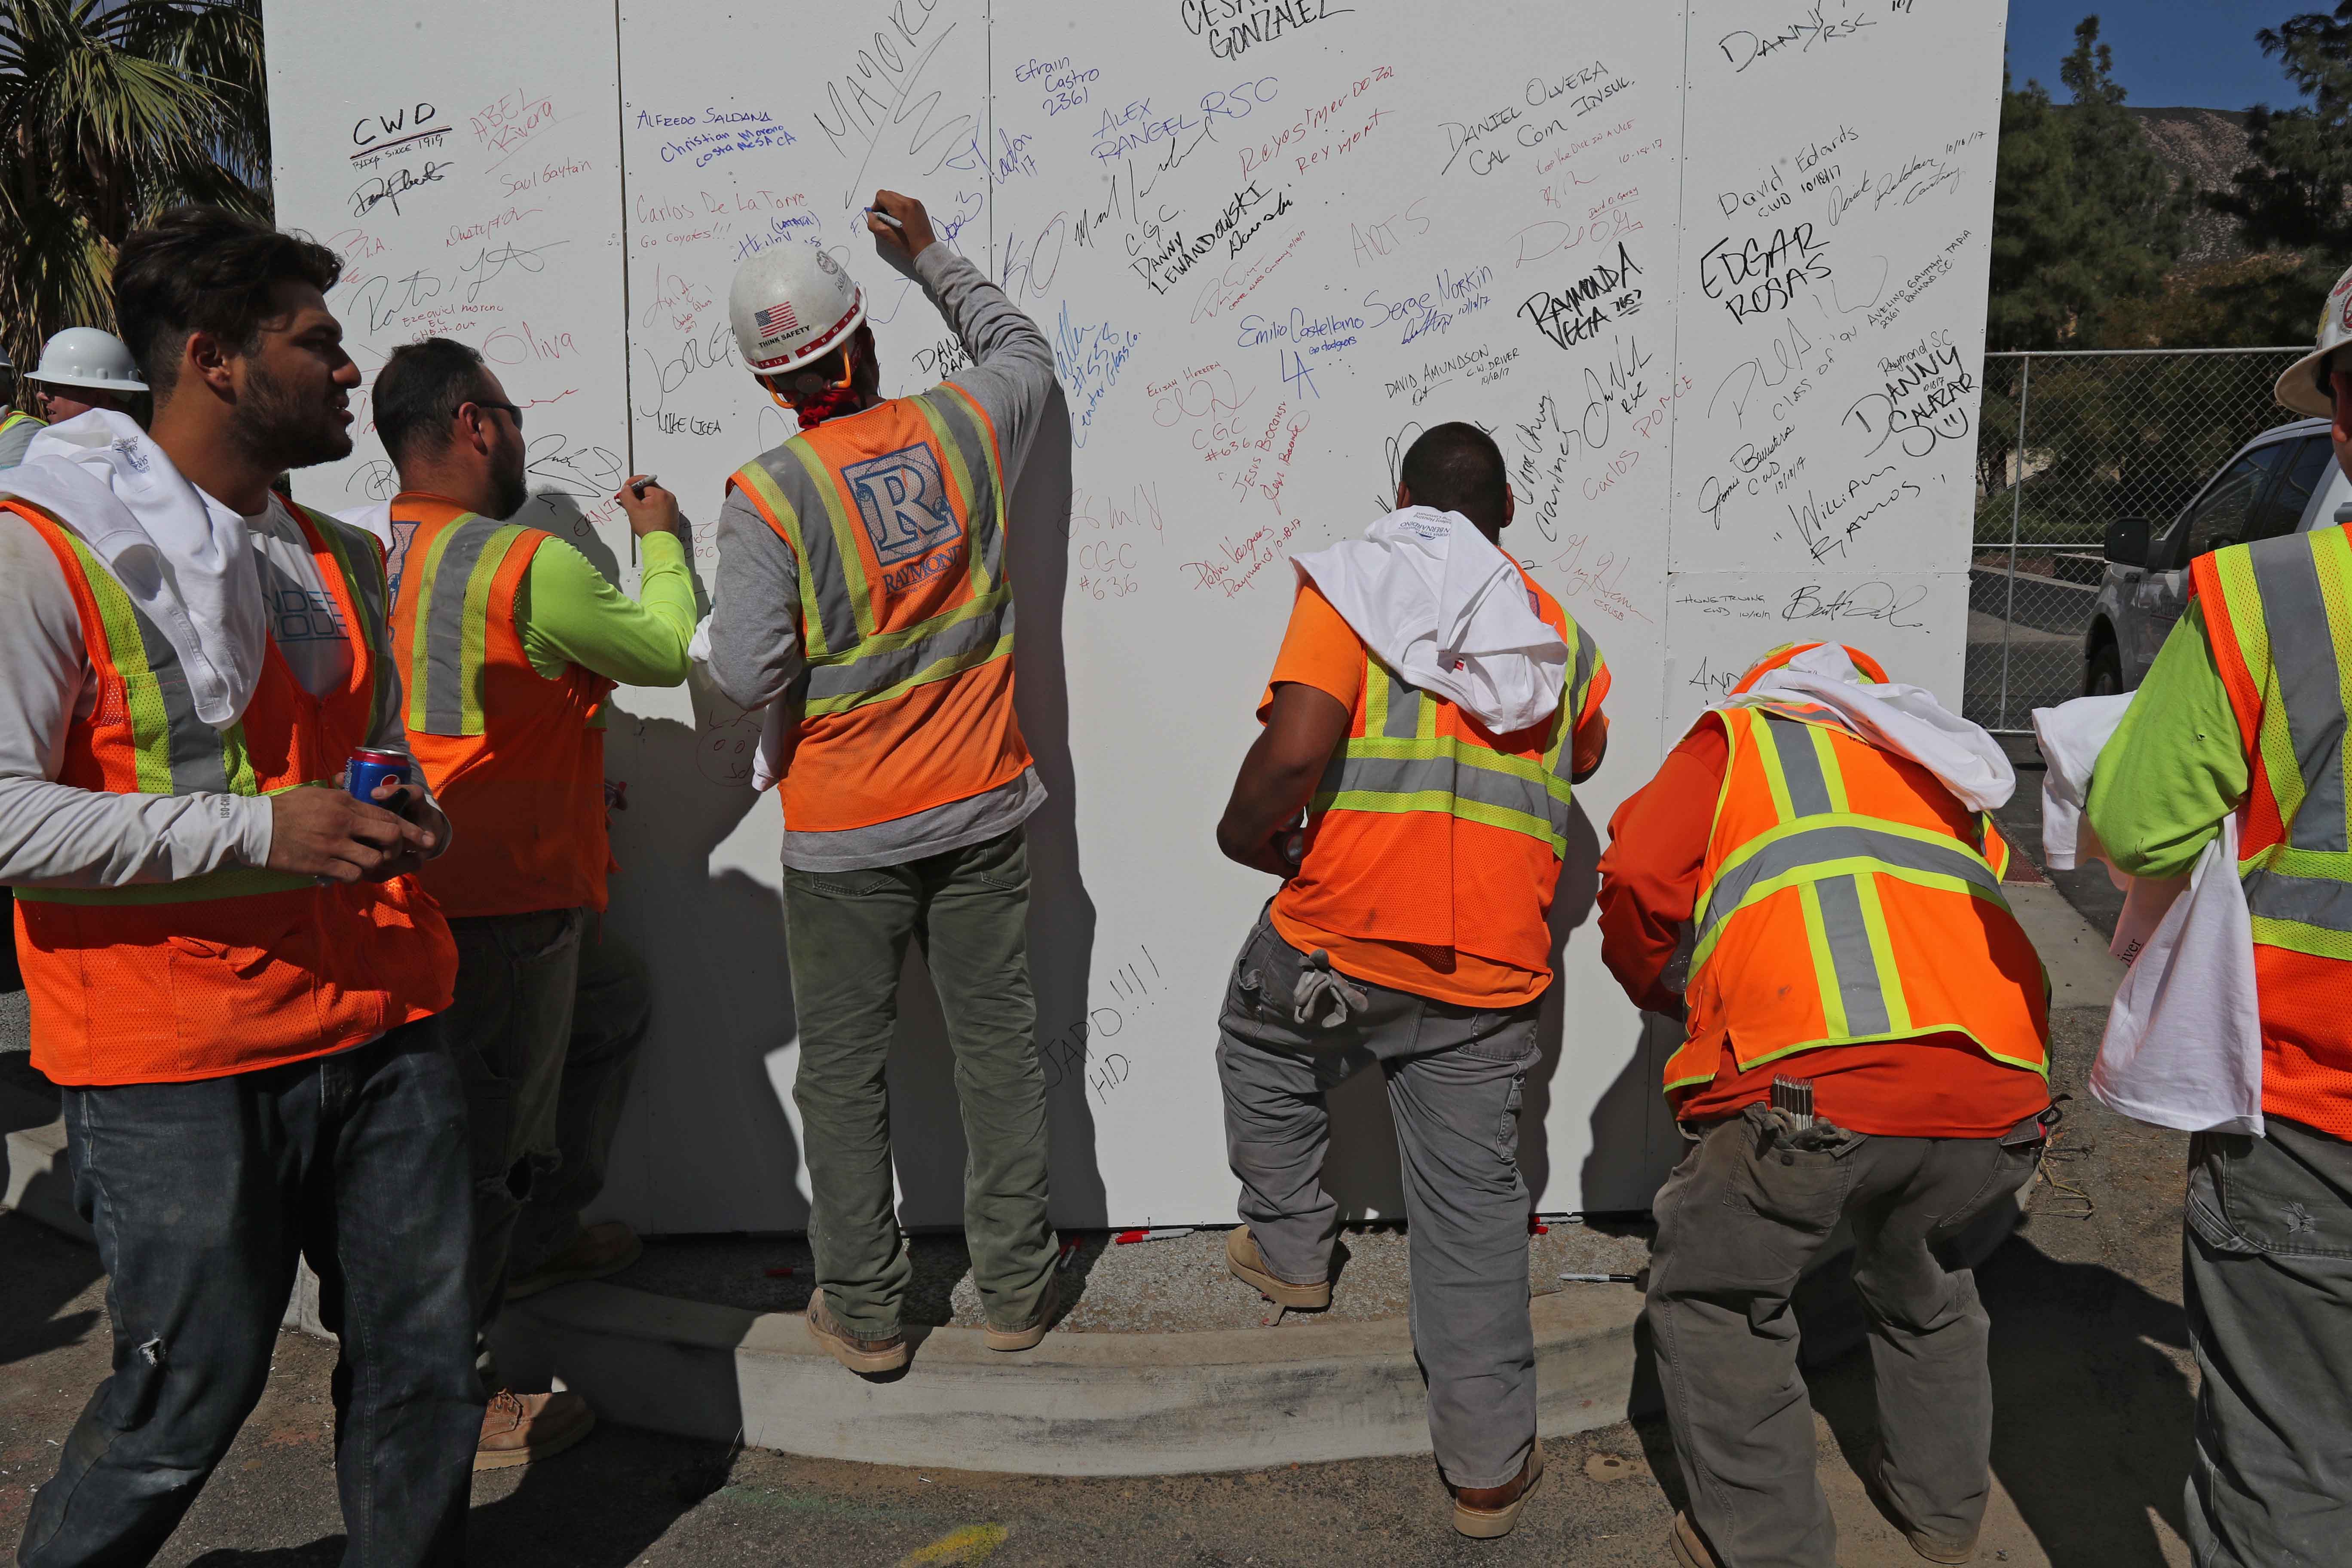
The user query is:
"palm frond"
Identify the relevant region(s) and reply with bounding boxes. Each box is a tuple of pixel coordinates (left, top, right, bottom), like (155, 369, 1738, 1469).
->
(0, 0, 271, 358)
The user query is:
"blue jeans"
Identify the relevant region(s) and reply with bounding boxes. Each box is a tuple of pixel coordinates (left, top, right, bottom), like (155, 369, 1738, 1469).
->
(18, 1020, 481, 1568)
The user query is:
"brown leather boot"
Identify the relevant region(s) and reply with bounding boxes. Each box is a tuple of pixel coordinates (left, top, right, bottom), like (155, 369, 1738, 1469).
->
(475, 1389, 595, 1471)
(1670, 1511, 1723, 1568)
(506, 1221, 643, 1301)
(805, 1287, 909, 1374)
(1452, 1442, 1546, 1538)
(1225, 1225, 1331, 1310)
(983, 1273, 1060, 1352)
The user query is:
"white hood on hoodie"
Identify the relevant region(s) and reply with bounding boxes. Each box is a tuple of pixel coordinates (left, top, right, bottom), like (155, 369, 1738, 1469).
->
(0, 411, 267, 727)
(1290, 506, 1568, 732)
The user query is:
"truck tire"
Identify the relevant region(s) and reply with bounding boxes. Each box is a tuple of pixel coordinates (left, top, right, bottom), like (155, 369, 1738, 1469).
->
(2086, 639, 2123, 697)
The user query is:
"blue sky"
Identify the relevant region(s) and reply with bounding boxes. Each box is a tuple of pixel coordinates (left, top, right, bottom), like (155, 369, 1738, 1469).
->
(2004, 1, 2307, 111)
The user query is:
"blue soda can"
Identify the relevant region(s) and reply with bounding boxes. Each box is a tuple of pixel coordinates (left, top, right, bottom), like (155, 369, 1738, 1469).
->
(347, 747, 412, 806)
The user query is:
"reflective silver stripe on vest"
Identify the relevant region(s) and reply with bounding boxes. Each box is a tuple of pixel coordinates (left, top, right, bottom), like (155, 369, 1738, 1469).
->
(420, 515, 508, 735)
(305, 507, 395, 739)
(1764, 715, 1835, 817)
(1696, 822, 2004, 949)
(125, 586, 231, 795)
(2242, 865, 2352, 931)
(1380, 665, 1424, 738)
(2246, 532, 2349, 852)
(748, 447, 863, 655)
(920, 387, 1004, 581)
(1811, 874, 1893, 1035)
(1321, 751, 1572, 837)
(803, 593, 1015, 706)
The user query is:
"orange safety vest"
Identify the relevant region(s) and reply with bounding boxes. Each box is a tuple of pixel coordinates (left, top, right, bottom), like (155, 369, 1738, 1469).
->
(727, 386, 1030, 832)
(385, 493, 615, 917)
(1663, 701, 2048, 1094)
(7, 499, 456, 1087)
(1274, 577, 1603, 977)
(2192, 522, 2352, 1134)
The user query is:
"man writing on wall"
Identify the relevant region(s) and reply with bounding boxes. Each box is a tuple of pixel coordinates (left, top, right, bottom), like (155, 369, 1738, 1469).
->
(371, 336, 695, 1469)
(3, 207, 476, 1567)
(1213, 423, 1609, 1539)
(703, 191, 1063, 1374)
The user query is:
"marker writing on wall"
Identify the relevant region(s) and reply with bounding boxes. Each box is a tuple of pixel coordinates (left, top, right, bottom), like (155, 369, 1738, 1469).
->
(864, 207, 905, 232)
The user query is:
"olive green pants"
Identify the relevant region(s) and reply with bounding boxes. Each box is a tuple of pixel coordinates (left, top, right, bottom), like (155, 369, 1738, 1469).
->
(783, 828, 1054, 1338)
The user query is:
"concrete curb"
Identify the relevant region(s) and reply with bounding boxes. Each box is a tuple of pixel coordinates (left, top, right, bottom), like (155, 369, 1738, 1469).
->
(489, 1195, 2020, 1478)
(3, 1111, 87, 1243)
(490, 1275, 1650, 1476)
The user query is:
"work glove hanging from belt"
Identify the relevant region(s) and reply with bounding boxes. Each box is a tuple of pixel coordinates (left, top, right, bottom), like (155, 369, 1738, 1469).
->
(1294, 949, 1368, 1029)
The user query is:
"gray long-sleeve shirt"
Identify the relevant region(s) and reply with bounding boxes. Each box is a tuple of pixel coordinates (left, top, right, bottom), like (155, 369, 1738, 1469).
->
(706, 242, 1058, 872)
(0, 496, 427, 888)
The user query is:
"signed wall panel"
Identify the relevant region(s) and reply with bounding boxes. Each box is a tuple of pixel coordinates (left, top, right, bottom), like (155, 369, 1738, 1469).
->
(264, 0, 2006, 1229)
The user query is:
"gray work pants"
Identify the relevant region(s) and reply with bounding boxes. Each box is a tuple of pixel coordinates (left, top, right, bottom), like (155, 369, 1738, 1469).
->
(1215, 907, 1542, 1490)
(784, 827, 1054, 1340)
(2184, 1116, 2352, 1568)
(1646, 1105, 2044, 1568)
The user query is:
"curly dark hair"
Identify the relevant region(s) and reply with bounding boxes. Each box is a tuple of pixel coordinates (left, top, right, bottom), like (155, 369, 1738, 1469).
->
(115, 206, 343, 400)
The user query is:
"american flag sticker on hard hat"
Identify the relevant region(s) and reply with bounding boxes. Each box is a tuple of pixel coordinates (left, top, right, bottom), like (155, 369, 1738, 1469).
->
(756, 301, 800, 339)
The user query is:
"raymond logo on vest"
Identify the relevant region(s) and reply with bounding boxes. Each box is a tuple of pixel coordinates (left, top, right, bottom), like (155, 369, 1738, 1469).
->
(844, 441, 959, 566)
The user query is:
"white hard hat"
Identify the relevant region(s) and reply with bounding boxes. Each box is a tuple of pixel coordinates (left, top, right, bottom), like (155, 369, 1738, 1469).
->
(729, 246, 864, 377)
(2277, 260, 2352, 419)
(30, 327, 147, 393)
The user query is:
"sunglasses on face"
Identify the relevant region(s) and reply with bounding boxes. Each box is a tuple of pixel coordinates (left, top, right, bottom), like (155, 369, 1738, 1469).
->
(470, 399, 524, 432)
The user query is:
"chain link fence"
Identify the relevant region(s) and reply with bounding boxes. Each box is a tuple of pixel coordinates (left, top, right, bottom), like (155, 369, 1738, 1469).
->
(1966, 346, 2310, 732)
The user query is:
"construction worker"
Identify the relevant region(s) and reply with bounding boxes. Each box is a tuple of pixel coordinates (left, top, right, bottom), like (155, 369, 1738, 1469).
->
(2, 208, 472, 1565)
(371, 335, 694, 1469)
(1213, 423, 1610, 1539)
(2086, 260, 2352, 1568)
(1597, 640, 2052, 1568)
(22, 325, 148, 425)
(703, 190, 1060, 1374)
(0, 346, 43, 467)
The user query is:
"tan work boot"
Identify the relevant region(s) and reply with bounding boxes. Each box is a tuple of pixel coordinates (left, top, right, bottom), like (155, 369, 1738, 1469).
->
(475, 1388, 595, 1471)
(1453, 1442, 1545, 1538)
(1670, 1511, 1724, 1568)
(1225, 1225, 1331, 1310)
(983, 1272, 1060, 1352)
(805, 1287, 910, 1375)
(506, 1221, 643, 1301)
(1863, 1445, 1978, 1564)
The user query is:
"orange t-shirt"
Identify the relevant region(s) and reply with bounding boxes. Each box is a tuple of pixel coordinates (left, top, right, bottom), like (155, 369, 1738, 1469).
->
(1259, 583, 1609, 1010)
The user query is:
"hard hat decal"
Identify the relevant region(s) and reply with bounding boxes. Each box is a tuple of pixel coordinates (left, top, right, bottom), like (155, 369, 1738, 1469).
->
(756, 300, 801, 338)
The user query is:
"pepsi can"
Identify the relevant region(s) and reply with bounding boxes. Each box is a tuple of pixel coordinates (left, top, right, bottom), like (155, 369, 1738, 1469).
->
(348, 747, 412, 807)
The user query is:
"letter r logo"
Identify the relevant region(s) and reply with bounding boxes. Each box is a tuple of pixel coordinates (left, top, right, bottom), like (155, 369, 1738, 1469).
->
(843, 442, 961, 567)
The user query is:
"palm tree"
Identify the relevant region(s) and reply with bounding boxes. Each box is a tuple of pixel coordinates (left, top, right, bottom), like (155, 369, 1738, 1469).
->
(0, 0, 268, 372)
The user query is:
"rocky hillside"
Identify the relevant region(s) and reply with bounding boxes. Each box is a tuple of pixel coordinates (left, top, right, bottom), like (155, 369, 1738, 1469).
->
(2128, 106, 2255, 266)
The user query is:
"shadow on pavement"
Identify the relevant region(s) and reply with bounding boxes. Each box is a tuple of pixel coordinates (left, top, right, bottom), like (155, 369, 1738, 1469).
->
(181, 1427, 744, 1568)
(1806, 1233, 2193, 1568)
(0, 1210, 100, 1369)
